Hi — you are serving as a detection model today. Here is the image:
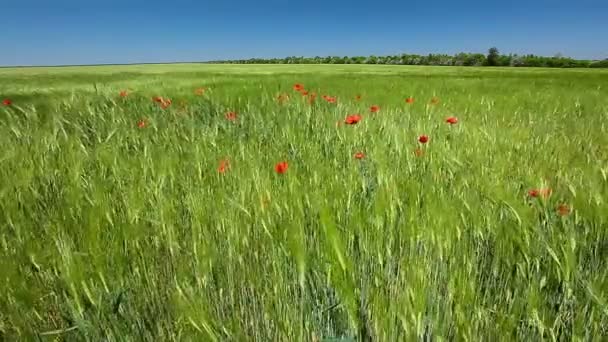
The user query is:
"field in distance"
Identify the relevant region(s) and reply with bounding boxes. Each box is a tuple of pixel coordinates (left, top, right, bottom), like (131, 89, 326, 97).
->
(1, 64, 607, 340)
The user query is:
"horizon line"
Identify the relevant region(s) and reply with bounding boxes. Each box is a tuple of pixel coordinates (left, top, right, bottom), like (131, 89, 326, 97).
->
(2, 51, 606, 68)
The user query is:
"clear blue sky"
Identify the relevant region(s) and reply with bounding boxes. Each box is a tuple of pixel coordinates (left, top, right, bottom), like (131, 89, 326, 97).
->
(2, 0, 607, 66)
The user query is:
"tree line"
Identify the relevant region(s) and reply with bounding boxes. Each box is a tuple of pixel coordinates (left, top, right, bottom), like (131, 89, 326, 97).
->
(209, 48, 608, 68)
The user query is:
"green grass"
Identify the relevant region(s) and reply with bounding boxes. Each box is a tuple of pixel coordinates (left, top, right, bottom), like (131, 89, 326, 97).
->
(1, 64, 607, 341)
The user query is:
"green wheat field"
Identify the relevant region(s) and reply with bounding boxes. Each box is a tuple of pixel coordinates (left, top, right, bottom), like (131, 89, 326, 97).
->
(1, 64, 607, 341)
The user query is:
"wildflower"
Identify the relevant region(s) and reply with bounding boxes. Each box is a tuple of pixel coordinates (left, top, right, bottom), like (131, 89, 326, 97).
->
(300, 90, 309, 96)
(405, 97, 414, 104)
(323, 95, 336, 103)
(225, 111, 237, 121)
(137, 119, 146, 128)
(218, 159, 230, 173)
(293, 84, 304, 91)
(354, 152, 365, 160)
(446, 116, 458, 125)
(370, 105, 380, 113)
(160, 98, 172, 109)
(344, 114, 362, 125)
(528, 188, 552, 199)
(2, 99, 12, 106)
(557, 204, 571, 216)
(275, 161, 288, 174)
(153, 96, 172, 109)
(418, 135, 429, 144)
(119, 90, 128, 97)
(355, 95, 362, 101)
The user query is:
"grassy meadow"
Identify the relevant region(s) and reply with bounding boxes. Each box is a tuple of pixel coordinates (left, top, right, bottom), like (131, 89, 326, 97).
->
(1, 64, 607, 341)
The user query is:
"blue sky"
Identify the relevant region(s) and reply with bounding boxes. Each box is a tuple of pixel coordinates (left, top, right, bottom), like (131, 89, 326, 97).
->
(1, 0, 607, 66)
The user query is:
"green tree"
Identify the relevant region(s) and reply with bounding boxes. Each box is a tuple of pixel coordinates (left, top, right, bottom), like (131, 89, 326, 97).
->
(366, 56, 378, 64)
(590, 59, 608, 68)
(498, 54, 512, 66)
(487, 47, 500, 66)
(352, 56, 365, 64)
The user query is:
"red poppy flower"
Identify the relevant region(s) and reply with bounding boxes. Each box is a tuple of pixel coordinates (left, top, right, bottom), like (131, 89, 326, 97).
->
(2, 99, 11, 106)
(414, 148, 424, 157)
(195, 87, 205, 95)
(355, 95, 362, 101)
(528, 188, 552, 199)
(405, 97, 414, 104)
(300, 90, 309, 96)
(293, 84, 304, 91)
(137, 119, 146, 128)
(275, 161, 288, 174)
(344, 114, 362, 125)
(354, 152, 365, 159)
(119, 90, 128, 98)
(218, 159, 230, 173)
(370, 105, 380, 113)
(418, 135, 429, 144)
(446, 116, 458, 125)
(153, 96, 172, 108)
(324, 96, 337, 103)
(225, 111, 237, 121)
(160, 98, 172, 109)
(557, 204, 571, 216)
(430, 97, 440, 104)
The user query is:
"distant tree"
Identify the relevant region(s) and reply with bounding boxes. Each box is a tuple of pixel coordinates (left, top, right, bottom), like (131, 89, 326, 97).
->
(498, 54, 512, 66)
(589, 59, 608, 68)
(469, 53, 487, 66)
(487, 47, 500, 66)
(453, 53, 467, 66)
(510, 54, 525, 67)
(210, 49, 597, 68)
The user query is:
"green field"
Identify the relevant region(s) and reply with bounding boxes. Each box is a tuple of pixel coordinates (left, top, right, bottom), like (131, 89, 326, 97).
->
(1, 64, 607, 340)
